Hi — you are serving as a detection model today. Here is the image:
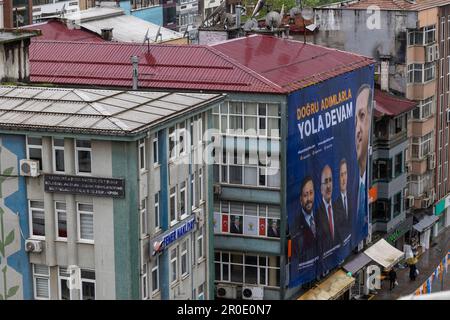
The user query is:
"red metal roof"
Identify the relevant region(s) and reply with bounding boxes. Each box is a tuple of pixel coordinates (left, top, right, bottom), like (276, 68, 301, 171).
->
(374, 89, 416, 117)
(212, 35, 374, 92)
(29, 35, 374, 94)
(22, 20, 104, 42)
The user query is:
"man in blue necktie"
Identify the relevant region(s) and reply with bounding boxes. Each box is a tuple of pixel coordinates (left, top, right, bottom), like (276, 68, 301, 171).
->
(354, 84, 372, 245)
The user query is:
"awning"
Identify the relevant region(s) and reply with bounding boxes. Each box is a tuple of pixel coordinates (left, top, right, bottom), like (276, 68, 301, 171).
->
(374, 89, 417, 118)
(413, 215, 439, 233)
(297, 270, 355, 300)
(364, 239, 404, 270)
(342, 253, 372, 275)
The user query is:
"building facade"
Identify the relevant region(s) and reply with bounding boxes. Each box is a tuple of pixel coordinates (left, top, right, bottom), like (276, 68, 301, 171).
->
(0, 85, 223, 299)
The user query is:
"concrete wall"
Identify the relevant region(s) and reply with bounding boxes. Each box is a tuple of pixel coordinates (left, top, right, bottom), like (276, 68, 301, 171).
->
(314, 9, 417, 94)
(0, 39, 30, 82)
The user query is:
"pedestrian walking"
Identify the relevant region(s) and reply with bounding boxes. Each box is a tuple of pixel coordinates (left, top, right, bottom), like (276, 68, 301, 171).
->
(409, 263, 417, 281)
(389, 268, 397, 290)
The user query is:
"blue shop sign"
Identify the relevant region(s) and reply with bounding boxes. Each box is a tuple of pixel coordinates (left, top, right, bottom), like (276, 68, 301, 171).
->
(151, 216, 196, 255)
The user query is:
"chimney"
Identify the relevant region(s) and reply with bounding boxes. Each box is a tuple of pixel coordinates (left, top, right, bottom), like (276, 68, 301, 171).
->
(380, 59, 389, 92)
(131, 55, 139, 90)
(101, 28, 113, 41)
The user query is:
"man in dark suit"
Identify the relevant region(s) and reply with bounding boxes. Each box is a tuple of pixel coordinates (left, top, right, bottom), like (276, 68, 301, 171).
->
(267, 219, 280, 238)
(317, 165, 341, 256)
(230, 215, 242, 234)
(333, 158, 352, 247)
(292, 176, 321, 267)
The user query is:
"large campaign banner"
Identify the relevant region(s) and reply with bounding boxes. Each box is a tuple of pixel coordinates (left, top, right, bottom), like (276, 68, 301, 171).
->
(287, 65, 374, 288)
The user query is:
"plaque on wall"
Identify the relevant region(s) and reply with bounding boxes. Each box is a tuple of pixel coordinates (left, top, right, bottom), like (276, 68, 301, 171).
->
(44, 174, 125, 198)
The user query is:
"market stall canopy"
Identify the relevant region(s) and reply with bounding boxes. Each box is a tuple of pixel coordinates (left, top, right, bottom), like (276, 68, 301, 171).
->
(413, 215, 439, 233)
(364, 239, 404, 270)
(297, 270, 355, 300)
(342, 252, 372, 275)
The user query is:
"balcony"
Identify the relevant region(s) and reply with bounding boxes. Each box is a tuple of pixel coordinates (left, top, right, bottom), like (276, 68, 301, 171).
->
(373, 131, 407, 150)
(409, 116, 434, 137)
(406, 79, 436, 101)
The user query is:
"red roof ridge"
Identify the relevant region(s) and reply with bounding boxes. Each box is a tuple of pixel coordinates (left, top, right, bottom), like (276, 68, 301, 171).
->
(206, 45, 285, 94)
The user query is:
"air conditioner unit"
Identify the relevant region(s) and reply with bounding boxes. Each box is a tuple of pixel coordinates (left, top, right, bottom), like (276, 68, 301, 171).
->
(195, 209, 204, 227)
(407, 196, 415, 208)
(25, 239, 43, 253)
(213, 184, 221, 195)
(427, 153, 435, 170)
(242, 286, 264, 300)
(216, 284, 237, 299)
(421, 197, 431, 208)
(19, 159, 40, 177)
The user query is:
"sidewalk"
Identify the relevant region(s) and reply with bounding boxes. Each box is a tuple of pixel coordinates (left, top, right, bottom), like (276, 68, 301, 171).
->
(373, 226, 450, 300)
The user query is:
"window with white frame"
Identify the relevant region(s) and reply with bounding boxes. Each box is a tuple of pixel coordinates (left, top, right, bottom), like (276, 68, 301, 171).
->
(58, 266, 71, 300)
(170, 247, 178, 284)
(151, 255, 160, 294)
(408, 63, 435, 83)
(139, 138, 146, 171)
(190, 173, 196, 210)
(55, 201, 67, 240)
(141, 263, 148, 300)
(78, 203, 94, 242)
(198, 283, 205, 300)
(141, 197, 148, 236)
(75, 139, 92, 174)
(411, 97, 434, 120)
(168, 122, 188, 161)
(179, 121, 186, 156)
(199, 168, 204, 202)
(154, 192, 160, 230)
(181, 239, 189, 277)
(27, 136, 43, 170)
(214, 251, 280, 287)
(408, 29, 424, 45)
(29, 200, 45, 238)
(53, 138, 65, 173)
(179, 181, 187, 219)
(213, 201, 281, 238)
(33, 264, 50, 299)
(153, 132, 159, 166)
(81, 270, 96, 300)
(197, 116, 203, 144)
(411, 132, 433, 159)
(197, 226, 204, 261)
(170, 187, 177, 226)
(169, 126, 176, 161)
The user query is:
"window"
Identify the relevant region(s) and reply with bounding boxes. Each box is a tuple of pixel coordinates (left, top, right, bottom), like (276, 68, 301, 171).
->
(373, 159, 392, 181)
(181, 239, 189, 277)
(198, 283, 205, 300)
(78, 203, 94, 242)
(393, 192, 402, 218)
(53, 138, 65, 173)
(214, 201, 281, 238)
(411, 132, 433, 159)
(199, 168, 204, 202)
(394, 153, 403, 177)
(29, 200, 45, 238)
(198, 117, 203, 144)
(153, 133, 159, 165)
(141, 198, 148, 236)
(411, 97, 434, 120)
(55, 202, 67, 240)
(191, 173, 196, 209)
(170, 247, 178, 284)
(27, 137, 43, 170)
(179, 181, 187, 218)
(81, 270, 95, 300)
(154, 192, 160, 230)
(408, 30, 424, 45)
(141, 264, 148, 300)
(170, 187, 177, 226)
(408, 63, 435, 83)
(139, 138, 146, 171)
(197, 226, 204, 261)
(33, 264, 50, 299)
(214, 252, 280, 287)
(424, 25, 436, 44)
(58, 267, 71, 300)
(169, 126, 176, 161)
(75, 139, 92, 174)
(151, 256, 160, 294)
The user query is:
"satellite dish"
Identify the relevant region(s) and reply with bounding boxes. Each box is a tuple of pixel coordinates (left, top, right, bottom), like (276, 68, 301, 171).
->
(301, 7, 314, 20)
(265, 11, 281, 29)
(289, 7, 301, 19)
(243, 18, 258, 31)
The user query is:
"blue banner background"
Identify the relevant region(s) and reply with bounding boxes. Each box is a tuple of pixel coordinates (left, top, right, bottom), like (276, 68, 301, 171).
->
(287, 65, 374, 288)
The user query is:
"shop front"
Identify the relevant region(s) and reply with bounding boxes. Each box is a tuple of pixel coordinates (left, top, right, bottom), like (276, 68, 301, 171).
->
(385, 216, 414, 251)
(412, 214, 439, 256)
(297, 269, 355, 300)
(434, 194, 450, 233)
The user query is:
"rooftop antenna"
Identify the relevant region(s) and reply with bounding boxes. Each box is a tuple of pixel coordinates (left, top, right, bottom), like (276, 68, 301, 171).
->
(155, 25, 162, 43)
(143, 28, 150, 54)
(61, 3, 67, 17)
(251, 0, 265, 18)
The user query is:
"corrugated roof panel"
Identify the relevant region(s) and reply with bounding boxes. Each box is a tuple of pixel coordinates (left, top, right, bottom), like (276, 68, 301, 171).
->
(113, 92, 166, 104)
(116, 110, 158, 124)
(43, 102, 87, 114)
(15, 100, 52, 112)
(135, 105, 173, 116)
(161, 94, 205, 107)
(0, 112, 35, 123)
(0, 98, 27, 110)
(101, 97, 139, 109)
(23, 113, 70, 126)
(33, 88, 76, 101)
(90, 118, 123, 131)
(57, 115, 103, 128)
(147, 100, 183, 111)
(4, 87, 42, 98)
(89, 102, 126, 115)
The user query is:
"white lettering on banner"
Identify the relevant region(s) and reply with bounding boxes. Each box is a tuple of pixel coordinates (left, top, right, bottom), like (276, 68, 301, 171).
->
(366, 264, 381, 290)
(297, 102, 353, 140)
(160, 216, 196, 249)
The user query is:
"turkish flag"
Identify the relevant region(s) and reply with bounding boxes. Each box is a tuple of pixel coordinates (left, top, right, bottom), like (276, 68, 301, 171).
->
(259, 218, 266, 236)
(222, 215, 229, 233)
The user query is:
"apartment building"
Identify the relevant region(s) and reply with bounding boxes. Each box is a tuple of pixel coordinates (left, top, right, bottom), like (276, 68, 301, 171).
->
(0, 83, 223, 299)
(314, 0, 450, 257)
(26, 35, 374, 299)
